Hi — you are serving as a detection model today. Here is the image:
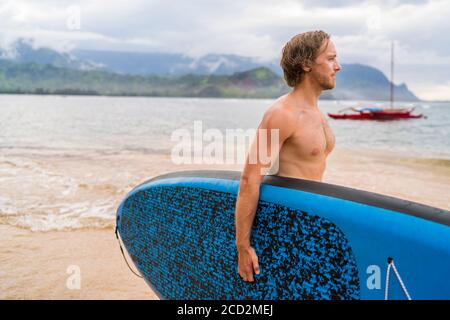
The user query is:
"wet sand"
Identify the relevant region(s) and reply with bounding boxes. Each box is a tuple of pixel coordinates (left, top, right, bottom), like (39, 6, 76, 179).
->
(1, 148, 449, 299)
(0, 224, 156, 299)
(325, 148, 450, 210)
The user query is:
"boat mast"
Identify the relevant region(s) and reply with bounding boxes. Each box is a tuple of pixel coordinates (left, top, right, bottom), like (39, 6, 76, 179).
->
(390, 41, 394, 109)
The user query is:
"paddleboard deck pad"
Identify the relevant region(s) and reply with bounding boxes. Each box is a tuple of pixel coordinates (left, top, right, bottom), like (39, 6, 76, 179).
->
(116, 170, 450, 300)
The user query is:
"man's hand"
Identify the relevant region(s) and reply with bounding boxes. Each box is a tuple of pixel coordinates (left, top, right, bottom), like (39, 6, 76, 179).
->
(237, 246, 260, 282)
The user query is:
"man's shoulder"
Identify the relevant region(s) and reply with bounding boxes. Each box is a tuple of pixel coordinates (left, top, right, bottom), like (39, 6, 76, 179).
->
(262, 98, 303, 128)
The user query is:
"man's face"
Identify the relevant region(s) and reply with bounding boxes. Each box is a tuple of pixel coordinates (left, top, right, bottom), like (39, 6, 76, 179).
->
(310, 39, 341, 90)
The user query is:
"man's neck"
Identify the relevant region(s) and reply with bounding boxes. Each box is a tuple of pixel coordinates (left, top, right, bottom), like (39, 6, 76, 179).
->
(290, 78, 322, 110)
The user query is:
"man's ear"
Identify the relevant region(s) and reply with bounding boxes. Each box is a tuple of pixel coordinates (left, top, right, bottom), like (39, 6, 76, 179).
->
(301, 59, 313, 73)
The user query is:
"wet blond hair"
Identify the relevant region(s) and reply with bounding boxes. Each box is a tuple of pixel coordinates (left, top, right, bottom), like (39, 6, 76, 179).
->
(280, 30, 330, 87)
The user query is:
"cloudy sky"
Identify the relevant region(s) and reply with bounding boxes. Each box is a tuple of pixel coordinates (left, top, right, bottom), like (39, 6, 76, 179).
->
(0, 0, 449, 100)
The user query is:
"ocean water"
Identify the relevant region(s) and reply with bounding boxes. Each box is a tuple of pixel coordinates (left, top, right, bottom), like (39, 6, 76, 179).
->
(0, 94, 449, 231)
(1, 95, 449, 158)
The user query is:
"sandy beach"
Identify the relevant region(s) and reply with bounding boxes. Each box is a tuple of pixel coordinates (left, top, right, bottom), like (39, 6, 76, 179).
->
(0, 224, 156, 300)
(1, 147, 449, 299)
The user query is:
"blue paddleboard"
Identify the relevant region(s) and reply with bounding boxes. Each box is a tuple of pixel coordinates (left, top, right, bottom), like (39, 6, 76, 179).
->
(116, 170, 450, 300)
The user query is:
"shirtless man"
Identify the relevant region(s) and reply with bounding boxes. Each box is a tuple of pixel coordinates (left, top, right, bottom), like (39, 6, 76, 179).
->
(235, 30, 341, 282)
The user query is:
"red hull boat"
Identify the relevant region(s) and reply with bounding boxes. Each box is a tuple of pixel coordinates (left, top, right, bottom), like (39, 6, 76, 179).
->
(328, 107, 424, 120)
(329, 42, 425, 121)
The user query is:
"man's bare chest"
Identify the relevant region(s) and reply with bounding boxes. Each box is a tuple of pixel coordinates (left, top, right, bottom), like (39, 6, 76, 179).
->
(285, 116, 335, 158)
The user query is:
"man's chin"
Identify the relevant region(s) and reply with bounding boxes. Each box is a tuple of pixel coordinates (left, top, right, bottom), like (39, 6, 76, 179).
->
(321, 83, 335, 90)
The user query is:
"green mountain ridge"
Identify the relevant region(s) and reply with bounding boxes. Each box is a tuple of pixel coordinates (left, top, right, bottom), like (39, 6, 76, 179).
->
(0, 59, 419, 100)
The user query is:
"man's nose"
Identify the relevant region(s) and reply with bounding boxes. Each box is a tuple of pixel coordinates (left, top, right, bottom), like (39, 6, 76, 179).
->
(335, 61, 341, 72)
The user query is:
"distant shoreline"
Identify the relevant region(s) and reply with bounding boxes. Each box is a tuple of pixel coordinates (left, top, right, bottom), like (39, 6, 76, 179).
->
(0, 91, 435, 102)
(0, 61, 420, 101)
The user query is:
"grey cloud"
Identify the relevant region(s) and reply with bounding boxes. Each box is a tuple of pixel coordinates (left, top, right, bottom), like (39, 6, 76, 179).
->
(299, 0, 429, 8)
(0, 0, 449, 99)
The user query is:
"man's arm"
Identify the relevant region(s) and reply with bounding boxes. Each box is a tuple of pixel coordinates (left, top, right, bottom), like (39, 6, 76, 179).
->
(235, 107, 294, 282)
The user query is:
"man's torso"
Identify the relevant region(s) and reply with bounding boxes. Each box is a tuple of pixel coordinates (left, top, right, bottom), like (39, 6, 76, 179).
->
(270, 98, 335, 181)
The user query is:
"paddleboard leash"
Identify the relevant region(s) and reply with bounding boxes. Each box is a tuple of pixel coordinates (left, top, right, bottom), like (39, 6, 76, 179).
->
(385, 257, 411, 300)
(115, 225, 143, 279)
